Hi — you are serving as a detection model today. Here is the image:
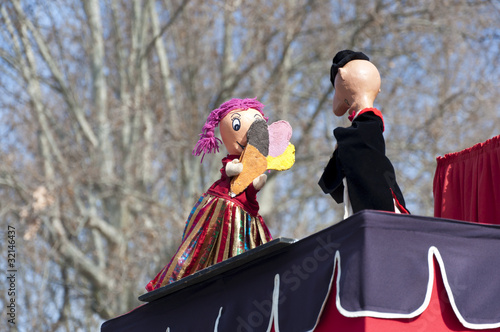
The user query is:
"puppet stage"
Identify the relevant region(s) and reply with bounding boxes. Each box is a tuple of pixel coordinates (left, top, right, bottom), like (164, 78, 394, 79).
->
(102, 210, 500, 331)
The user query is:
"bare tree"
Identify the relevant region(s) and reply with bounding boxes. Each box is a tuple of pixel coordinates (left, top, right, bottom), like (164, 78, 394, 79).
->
(0, 0, 498, 330)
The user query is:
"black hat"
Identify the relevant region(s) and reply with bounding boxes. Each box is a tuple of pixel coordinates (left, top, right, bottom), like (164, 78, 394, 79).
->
(330, 50, 370, 86)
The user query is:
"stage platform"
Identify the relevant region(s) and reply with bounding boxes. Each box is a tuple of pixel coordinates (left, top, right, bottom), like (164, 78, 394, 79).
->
(102, 210, 500, 331)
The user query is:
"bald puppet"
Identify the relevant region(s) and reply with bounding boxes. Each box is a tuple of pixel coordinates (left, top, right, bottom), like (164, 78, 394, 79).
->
(319, 50, 409, 218)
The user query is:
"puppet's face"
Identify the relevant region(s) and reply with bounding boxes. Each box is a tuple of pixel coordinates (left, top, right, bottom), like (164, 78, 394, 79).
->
(332, 61, 381, 117)
(220, 108, 265, 155)
(332, 68, 353, 117)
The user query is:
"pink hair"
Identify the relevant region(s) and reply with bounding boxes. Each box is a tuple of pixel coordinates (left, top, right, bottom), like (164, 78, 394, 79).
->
(193, 98, 268, 161)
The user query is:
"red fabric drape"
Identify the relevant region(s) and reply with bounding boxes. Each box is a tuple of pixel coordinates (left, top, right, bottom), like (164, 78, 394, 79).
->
(270, 260, 500, 332)
(433, 135, 500, 224)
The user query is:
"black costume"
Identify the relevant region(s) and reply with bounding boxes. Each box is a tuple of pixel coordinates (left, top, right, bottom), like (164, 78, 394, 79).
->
(319, 108, 409, 214)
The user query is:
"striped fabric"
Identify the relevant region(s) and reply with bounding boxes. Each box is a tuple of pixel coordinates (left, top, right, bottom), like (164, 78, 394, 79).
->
(146, 193, 272, 291)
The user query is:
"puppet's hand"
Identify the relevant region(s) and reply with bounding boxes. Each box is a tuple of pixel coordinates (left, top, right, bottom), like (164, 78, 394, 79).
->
(252, 173, 267, 191)
(226, 159, 243, 177)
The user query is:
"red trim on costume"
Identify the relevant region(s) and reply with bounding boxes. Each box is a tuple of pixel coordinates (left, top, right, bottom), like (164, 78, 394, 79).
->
(391, 189, 410, 214)
(349, 108, 385, 132)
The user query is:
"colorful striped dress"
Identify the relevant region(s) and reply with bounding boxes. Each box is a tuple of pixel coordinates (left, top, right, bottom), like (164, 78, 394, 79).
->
(146, 155, 272, 291)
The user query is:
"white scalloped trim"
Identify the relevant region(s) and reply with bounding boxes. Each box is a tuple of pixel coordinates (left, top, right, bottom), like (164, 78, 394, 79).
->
(334, 246, 500, 330)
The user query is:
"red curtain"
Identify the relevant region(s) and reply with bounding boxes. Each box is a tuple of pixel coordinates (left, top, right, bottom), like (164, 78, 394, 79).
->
(433, 135, 500, 224)
(271, 260, 500, 332)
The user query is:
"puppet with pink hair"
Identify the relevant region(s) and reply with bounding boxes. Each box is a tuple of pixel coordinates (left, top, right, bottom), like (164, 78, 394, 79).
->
(146, 98, 295, 291)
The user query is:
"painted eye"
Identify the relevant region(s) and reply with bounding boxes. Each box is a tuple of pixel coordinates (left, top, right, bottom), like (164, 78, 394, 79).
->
(232, 118, 241, 131)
